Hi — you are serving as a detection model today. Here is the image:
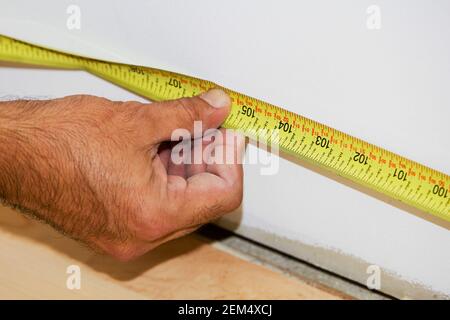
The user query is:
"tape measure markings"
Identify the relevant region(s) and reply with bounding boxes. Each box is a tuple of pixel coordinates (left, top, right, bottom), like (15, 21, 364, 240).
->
(0, 35, 448, 223)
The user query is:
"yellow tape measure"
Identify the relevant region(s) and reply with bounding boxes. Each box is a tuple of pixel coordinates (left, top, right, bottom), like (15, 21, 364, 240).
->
(0, 34, 449, 223)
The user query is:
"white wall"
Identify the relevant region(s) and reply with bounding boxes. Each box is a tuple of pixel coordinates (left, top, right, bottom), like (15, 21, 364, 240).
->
(0, 0, 449, 298)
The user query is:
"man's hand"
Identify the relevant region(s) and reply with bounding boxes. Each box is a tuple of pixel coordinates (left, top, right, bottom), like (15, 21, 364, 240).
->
(0, 89, 244, 261)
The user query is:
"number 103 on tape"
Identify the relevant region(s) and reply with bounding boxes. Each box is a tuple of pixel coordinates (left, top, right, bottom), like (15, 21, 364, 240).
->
(0, 34, 448, 224)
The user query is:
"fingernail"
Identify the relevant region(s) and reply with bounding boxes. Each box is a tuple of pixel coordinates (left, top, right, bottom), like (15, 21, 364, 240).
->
(200, 89, 230, 108)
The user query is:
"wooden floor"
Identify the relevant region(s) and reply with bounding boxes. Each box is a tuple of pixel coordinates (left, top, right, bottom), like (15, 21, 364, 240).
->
(0, 205, 346, 299)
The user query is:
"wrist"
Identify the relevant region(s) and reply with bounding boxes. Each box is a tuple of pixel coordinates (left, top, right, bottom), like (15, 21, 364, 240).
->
(0, 99, 48, 208)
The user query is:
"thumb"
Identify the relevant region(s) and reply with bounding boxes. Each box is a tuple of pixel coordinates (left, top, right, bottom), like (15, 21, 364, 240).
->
(148, 89, 231, 143)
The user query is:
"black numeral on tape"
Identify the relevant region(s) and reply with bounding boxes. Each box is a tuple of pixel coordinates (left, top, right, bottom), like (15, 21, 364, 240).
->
(433, 185, 448, 198)
(316, 136, 330, 149)
(168, 78, 182, 88)
(278, 121, 292, 133)
(353, 152, 368, 165)
(393, 169, 407, 181)
(241, 106, 255, 118)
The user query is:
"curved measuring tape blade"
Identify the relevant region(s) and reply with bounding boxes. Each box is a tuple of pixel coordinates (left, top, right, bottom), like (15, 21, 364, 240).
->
(0, 34, 448, 223)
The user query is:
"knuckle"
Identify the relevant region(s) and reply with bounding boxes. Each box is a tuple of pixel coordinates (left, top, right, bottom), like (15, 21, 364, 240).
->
(194, 203, 224, 224)
(223, 181, 244, 212)
(120, 101, 146, 121)
(188, 182, 243, 225)
(175, 97, 203, 123)
(227, 190, 243, 211)
(72, 94, 110, 107)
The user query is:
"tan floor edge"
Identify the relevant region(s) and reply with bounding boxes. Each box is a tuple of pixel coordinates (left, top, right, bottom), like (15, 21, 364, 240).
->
(0, 205, 345, 299)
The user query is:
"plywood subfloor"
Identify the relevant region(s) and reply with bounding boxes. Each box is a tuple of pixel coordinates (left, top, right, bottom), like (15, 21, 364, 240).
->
(0, 205, 345, 299)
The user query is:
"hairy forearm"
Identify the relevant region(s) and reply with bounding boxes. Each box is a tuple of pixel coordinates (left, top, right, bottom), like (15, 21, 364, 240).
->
(0, 98, 103, 238)
(0, 90, 243, 261)
(0, 99, 43, 208)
